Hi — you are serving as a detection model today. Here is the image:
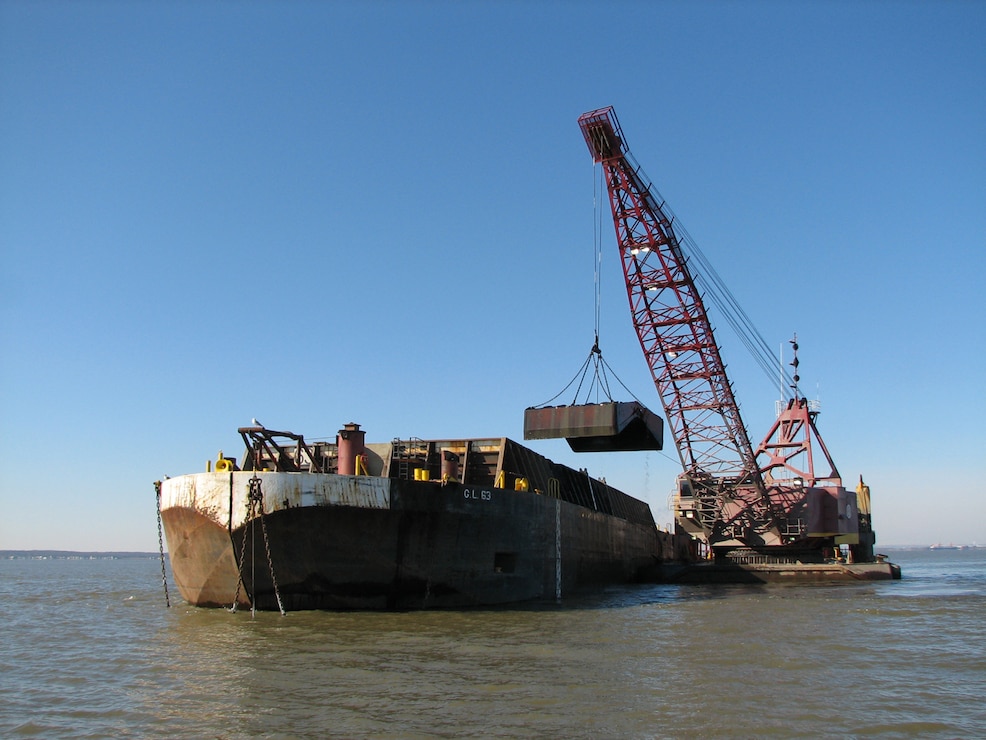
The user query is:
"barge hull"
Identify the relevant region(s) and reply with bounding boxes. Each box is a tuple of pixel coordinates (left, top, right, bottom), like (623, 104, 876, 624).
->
(160, 445, 675, 610)
(232, 480, 662, 610)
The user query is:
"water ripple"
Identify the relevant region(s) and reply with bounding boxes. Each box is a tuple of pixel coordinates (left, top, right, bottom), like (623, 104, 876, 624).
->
(0, 549, 983, 738)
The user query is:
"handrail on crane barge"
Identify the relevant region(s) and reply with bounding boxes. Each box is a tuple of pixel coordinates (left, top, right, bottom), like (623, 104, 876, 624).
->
(575, 106, 886, 568)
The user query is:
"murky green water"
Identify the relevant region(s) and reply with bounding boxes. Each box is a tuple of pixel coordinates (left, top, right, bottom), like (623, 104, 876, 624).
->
(1, 549, 983, 738)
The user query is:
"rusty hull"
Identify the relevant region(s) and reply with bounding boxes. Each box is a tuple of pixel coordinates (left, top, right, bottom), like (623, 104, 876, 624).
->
(159, 438, 680, 610)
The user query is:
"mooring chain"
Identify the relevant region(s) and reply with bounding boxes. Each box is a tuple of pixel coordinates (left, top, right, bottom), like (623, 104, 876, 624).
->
(230, 475, 286, 616)
(229, 501, 252, 613)
(154, 481, 171, 608)
(252, 476, 286, 616)
(229, 475, 261, 612)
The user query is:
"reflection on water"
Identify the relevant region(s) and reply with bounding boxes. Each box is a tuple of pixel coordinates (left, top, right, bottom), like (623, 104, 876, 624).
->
(1, 549, 984, 738)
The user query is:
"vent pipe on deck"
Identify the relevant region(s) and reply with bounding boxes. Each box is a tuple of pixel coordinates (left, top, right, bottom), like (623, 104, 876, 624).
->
(337, 422, 366, 475)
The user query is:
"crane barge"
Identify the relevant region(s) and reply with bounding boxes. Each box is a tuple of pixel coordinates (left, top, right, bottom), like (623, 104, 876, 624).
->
(157, 108, 897, 612)
(571, 106, 897, 576)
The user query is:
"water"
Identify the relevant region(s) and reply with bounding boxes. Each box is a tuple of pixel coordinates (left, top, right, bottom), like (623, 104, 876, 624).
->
(1, 549, 984, 739)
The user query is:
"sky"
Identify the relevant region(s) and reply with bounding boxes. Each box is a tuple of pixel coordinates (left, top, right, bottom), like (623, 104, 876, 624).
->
(1, 0, 983, 551)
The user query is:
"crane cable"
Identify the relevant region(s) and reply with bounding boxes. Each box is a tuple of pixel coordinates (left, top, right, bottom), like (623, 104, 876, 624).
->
(593, 158, 604, 346)
(624, 152, 797, 401)
(677, 219, 796, 400)
(532, 162, 633, 409)
(539, 157, 791, 410)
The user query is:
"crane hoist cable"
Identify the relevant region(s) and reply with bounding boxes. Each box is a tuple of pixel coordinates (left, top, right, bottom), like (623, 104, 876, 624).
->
(539, 131, 792, 414)
(593, 155, 603, 345)
(531, 161, 641, 410)
(531, 335, 643, 409)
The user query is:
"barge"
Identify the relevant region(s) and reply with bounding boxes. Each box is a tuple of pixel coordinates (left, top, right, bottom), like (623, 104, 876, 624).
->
(157, 422, 684, 610)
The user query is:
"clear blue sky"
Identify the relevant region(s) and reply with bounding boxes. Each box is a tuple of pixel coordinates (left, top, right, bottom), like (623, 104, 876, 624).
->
(2, 1, 983, 550)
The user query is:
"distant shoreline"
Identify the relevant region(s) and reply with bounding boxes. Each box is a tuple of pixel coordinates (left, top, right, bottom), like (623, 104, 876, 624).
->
(3, 546, 978, 561)
(1, 550, 159, 560)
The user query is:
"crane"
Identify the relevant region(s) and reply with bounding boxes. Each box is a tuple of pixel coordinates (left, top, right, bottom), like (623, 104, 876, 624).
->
(578, 106, 874, 562)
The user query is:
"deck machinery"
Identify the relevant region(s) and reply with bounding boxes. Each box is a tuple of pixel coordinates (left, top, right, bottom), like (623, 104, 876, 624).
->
(573, 106, 875, 564)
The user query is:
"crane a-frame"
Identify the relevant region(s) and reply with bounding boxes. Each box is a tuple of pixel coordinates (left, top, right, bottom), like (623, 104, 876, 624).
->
(577, 106, 874, 561)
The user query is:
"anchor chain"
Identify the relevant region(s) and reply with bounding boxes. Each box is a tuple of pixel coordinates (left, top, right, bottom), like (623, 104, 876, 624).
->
(230, 475, 286, 616)
(229, 504, 251, 613)
(154, 480, 171, 608)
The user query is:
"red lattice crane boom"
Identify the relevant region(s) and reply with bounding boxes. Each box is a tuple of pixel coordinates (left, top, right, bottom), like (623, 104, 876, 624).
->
(578, 107, 755, 481)
(579, 107, 783, 548)
(578, 107, 875, 559)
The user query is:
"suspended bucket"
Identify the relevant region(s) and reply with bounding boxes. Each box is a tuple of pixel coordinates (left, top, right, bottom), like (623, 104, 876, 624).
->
(523, 401, 663, 452)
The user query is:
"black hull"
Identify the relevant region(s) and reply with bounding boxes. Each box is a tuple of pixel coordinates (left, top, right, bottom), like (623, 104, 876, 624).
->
(232, 479, 662, 610)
